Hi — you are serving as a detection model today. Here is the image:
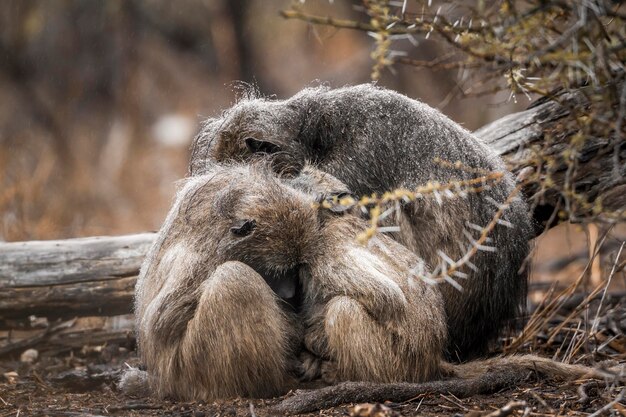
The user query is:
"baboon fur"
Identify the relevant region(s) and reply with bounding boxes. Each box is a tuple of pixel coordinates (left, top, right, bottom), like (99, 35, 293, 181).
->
(134, 164, 446, 401)
(189, 83, 534, 360)
(130, 164, 617, 405)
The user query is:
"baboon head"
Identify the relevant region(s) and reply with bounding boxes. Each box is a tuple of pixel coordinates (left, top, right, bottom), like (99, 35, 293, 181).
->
(189, 87, 342, 177)
(178, 163, 351, 311)
(192, 101, 303, 176)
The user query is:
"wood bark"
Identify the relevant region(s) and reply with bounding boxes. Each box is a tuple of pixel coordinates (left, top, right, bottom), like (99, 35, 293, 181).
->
(476, 88, 625, 233)
(0, 233, 154, 325)
(0, 314, 135, 357)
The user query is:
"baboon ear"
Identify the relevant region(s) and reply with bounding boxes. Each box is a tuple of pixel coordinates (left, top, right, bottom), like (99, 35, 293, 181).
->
(244, 137, 281, 155)
(230, 219, 257, 237)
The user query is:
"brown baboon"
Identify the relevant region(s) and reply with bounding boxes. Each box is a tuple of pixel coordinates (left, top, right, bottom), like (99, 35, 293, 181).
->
(133, 166, 303, 401)
(189, 83, 534, 360)
(127, 164, 619, 407)
(132, 163, 446, 401)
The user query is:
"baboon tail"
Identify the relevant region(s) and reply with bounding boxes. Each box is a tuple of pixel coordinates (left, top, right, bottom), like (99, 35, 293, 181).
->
(275, 355, 624, 414)
(447, 354, 622, 381)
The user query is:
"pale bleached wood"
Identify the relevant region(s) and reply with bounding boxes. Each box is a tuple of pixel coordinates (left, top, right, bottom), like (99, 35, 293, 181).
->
(0, 233, 155, 287)
(0, 234, 154, 323)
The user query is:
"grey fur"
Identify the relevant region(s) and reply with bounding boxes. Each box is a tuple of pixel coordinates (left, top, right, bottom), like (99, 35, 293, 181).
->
(189, 84, 534, 359)
(131, 164, 609, 405)
(133, 163, 447, 401)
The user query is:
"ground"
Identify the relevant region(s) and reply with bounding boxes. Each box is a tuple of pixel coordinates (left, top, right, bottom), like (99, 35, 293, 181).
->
(2, 287, 625, 416)
(1, 362, 622, 417)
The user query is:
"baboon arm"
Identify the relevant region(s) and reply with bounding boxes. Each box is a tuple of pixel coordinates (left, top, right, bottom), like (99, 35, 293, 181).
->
(319, 296, 441, 383)
(313, 245, 409, 324)
(146, 261, 293, 400)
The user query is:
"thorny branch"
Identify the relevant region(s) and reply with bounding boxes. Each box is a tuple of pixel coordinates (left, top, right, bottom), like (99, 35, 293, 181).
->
(318, 159, 522, 291)
(284, 0, 626, 224)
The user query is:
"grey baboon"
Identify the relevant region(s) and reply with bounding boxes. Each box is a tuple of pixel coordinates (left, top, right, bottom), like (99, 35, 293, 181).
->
(189, 84, 534, 360)
(133, 163, 446, 401)
(128, 164, 614, 406)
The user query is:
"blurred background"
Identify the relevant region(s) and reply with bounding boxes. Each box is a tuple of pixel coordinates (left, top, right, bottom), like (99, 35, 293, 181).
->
(0, 0, 527, 241)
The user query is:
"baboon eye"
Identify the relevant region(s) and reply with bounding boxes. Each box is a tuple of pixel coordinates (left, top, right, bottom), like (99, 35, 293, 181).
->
(230, 219, 257, 237)
(244, 137, 281, 155)
(335, 192, 354, 201)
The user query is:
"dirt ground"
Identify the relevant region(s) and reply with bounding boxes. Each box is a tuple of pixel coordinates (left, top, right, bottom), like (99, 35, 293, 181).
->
(2, 289, 626, 417)
(1, 348, 623, 417)
(1, 377, 622, 417)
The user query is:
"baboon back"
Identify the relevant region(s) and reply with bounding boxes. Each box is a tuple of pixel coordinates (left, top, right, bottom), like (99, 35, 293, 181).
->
(190, 84, 533, 359)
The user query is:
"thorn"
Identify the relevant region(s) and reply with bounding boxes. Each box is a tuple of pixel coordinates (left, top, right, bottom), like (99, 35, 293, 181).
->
(421, 276, 438, 286)
(379, 206, 397, 221)
(476, 243, 497, 252)
(497, 219, 514, 228)
(465, 221, 484, 232)
(437, 249, 455, 266)
(433, 190, 443, 205)
(430, 264, 442, 277)
(466, 260, 479, 272)
(444, 275, 464, 292)
(378, 226, 401, 233)
(452, 270, 468, 279)
(462, 229, 477, 244)
(485, 196, 510, 211)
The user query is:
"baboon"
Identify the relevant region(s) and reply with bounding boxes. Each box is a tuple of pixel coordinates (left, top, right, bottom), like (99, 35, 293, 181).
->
(189, 83, 534, 360)
(134, 166, 300, 401)
(132, 163, 446, 401)
(128, 163, 616, 407)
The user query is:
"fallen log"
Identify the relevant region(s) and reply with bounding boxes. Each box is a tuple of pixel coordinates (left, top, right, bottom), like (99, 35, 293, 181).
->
(0, 234, 154, 325)
(0, 314, 135, 357)
(477, 87, 625, 232)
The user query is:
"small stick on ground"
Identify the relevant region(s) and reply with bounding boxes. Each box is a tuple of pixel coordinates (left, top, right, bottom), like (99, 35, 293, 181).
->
(484, 401, 527, 417)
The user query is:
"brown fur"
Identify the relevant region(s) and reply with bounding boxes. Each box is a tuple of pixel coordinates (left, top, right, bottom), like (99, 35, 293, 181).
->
(133, 164, 447, 400)
(134, 166, 309, 401)
(131, 164, 609, 408)
(189, 84, 534, 360)
(300, 212, 447, 384)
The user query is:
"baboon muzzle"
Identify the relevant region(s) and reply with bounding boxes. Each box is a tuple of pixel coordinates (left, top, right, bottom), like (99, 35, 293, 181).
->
(259, 264, 303, 313)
